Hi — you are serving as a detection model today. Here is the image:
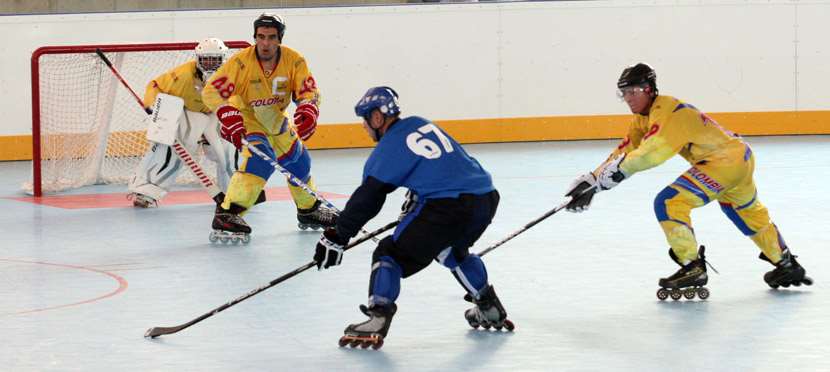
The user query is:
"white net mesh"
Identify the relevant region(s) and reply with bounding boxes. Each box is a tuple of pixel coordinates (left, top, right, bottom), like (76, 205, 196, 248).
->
(27, 42, 248, 195)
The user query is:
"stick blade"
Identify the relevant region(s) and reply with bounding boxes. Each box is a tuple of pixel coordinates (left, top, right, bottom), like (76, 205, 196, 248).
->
(144, 326, 181, 338)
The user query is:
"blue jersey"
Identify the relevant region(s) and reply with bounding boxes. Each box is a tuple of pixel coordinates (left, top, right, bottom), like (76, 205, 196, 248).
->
(362, 116, 494, 199)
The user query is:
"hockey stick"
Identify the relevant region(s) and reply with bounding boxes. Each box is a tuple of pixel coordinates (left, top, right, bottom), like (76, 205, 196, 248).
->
(242, 138, 379, 241)
(477, 197, 573, 257)
(144, 219, 399, 339)
(95, 48, 225, 204)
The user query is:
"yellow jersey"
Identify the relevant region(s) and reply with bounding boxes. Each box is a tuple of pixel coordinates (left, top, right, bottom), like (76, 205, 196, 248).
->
(202, 45, 320, 135)
(143, 60, 210, 113)
(604, 95, 748, 176)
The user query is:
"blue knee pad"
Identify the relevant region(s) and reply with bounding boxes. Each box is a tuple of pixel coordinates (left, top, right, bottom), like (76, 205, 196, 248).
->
(243, 134, 277, 180)
(277, 141, 311, 185)
(438, 248, 488, 296)
(368, 256, 402, 307)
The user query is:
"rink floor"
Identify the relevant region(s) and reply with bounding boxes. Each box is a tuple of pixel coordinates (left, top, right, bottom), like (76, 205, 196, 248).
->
(1, 136, 828, 372)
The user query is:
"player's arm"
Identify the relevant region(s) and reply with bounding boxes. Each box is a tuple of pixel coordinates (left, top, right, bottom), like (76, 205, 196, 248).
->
(291, 57, 321, 141)
(564, 120, 645, 212)
(336, 176, 397, 240)
(202, 58, 245, 148)
(618, 113, 688, 176)
(143, 70, 174, 109)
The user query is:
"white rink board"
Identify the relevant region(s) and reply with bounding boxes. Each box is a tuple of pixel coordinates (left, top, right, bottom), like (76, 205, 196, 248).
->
(2, 1, 829, 136)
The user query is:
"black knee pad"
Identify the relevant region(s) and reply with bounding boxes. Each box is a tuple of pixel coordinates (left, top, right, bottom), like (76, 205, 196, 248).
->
(372, 236, 428, 278)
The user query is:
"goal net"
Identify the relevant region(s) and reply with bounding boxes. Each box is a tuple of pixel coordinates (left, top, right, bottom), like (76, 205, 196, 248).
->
(26, 41, 250, 196)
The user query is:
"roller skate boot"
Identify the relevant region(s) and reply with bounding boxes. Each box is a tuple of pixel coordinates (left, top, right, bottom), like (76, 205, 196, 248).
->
(464, 285, 515, 331)
(762, 249, 813, 289)
(128, 192, 157, 208)
(339, 303, 396, 350)
(209, 204, 251, 244)
(297, 200, 338, 231)
(657, 246, 715, 301)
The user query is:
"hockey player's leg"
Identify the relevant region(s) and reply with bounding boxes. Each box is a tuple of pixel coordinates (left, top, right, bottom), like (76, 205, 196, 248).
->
(341, 239, 403, 350)
(719, 195, 812, 288)
(654, 185, 711, 300)
(273, 135, 338, 230)
(210, 168, 266, 243)
(211, 200, 251, 244)
(128, 142, 182, 208)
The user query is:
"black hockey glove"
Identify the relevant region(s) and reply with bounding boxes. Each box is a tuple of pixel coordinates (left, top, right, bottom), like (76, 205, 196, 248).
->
(314, 228, 348, 270)
(564, 173, 598, 213)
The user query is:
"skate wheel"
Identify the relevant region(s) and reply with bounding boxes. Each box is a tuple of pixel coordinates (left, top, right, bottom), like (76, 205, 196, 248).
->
(793, 281, 802, 287)
(769, 284, 780, 289)
(683, 288, 697, 300)
(782, 283, 791, 288)
(656, 288, 669, 301)
(349, 339, 361, 348)
(298, 223, 308, 230)
(242, 235, 251, 244)
(359, 341, 370, 349)
(482, 323, 492, 330)
(469, 323, 480, 329)
(338, 337, 349, 347)
(669, 289, 682, 301)
(494, 324, 503, 331)
(209, 233, 218, 243)
(803, 277, 813, 286)
(371, 339, 384, 350)
(231, 237, 240, 244)
(219, 237, 229, 244)
(503, 319, 515, 331)
(697, 287, 710, 300)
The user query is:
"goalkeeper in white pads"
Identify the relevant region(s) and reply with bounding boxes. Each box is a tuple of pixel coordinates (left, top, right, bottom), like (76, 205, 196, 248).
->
(127, 38, 238, 208)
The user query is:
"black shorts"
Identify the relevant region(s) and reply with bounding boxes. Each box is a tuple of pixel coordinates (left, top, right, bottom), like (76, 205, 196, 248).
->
(374, 190, 499, 277)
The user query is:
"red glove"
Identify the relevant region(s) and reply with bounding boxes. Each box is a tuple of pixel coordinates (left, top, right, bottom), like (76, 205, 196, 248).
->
(216, 105, 246, 149)
(293, 103, 319, 141)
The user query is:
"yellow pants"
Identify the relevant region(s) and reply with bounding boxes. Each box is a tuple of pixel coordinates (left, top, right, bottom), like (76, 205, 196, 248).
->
(221, 128, 317, 213)
(654, 146, 787, 264)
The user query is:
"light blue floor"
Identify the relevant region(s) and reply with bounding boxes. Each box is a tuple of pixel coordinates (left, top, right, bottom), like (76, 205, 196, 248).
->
(2, 136, 828, 372)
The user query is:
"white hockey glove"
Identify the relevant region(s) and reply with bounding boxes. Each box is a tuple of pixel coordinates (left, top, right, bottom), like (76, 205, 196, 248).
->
(564, 173, 599, 213)
(314, 228, 346, 270)
(597, 153, 629, 191)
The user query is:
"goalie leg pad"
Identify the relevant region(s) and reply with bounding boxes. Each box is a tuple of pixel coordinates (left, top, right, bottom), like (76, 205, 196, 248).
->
(128, 142, 183, 200)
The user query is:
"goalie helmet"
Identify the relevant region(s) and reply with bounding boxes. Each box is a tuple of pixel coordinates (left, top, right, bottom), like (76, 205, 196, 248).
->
(194, 38, 228, 79)
(254, 13, 286, 41)
(617, 62, 657, 93)
(354, 86, 401, 120)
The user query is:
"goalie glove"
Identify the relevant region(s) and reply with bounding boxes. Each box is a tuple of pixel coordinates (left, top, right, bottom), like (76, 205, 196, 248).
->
(216, 105, 246, 150)
(597, 153, 628, 191)
(314, 228, 347, 270)
(564, 173, 598, 213)
(293, 103, 319, 141)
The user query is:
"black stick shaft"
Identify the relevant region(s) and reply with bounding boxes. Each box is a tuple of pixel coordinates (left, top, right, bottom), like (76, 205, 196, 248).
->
(145, 220, 399, 338)
(477, 198, 571, 257)
(95, 48, 152, 115)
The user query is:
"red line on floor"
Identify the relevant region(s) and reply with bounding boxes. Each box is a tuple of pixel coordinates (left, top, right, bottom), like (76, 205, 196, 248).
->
(0, 258, 129, 316)
(5, 187, 348, 209)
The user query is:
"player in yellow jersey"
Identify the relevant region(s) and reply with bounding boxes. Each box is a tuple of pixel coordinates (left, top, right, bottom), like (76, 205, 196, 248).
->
(128, 38, 237, 208)
(564, 63, 812, 299)
(202, 13, 336, 242)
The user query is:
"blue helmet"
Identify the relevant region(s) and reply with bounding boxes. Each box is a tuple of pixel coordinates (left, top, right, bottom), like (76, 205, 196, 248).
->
(354, 86, 400, 119)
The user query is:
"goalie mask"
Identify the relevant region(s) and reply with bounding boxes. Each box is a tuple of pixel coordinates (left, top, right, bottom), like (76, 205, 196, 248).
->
(194, 38, 228, 79)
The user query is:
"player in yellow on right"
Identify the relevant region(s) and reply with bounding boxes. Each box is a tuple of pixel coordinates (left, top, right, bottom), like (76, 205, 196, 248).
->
(563, 63, 812, 300)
